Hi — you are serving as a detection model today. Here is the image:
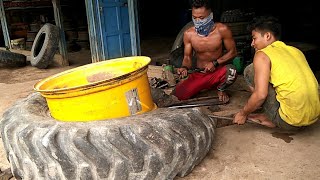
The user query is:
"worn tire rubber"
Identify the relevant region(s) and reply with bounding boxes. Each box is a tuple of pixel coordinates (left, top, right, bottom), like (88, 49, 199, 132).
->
(171, 21, 194, 52)
(30, 23, 59, 69)
(0, 50, 26, 67)
(0, 92, 216, 180)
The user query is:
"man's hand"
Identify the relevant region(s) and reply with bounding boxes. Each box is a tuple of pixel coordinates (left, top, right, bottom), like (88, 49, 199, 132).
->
(177, 67, 188, 78)
(233, 110, 248, 125)
(204, 61, 215, 72)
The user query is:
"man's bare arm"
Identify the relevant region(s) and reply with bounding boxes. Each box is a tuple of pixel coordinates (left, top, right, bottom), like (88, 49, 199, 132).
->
(243, 52, 270, 114)
(177, 29, 194, 77)
(216, 24, 237, 64)
(234, 52, 271, 124)
(181, 30, 193, 69)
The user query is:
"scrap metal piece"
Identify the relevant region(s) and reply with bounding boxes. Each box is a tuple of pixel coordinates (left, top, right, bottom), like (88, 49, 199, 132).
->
(208, 115, 261, 124)
(165, 96, 223, 108)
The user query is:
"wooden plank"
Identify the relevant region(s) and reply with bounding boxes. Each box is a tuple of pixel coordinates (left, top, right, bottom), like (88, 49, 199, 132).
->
(52, 0, 69, 66)
(147, 65, 163, 79)
(85, 0, 104, 63)
(128, 0, 140, 56)
(0, 0, 11, 48)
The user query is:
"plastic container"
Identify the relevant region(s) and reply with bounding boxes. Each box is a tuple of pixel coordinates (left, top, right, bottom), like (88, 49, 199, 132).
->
(34, 56, 157, 122)
(232, 56, 244, 74)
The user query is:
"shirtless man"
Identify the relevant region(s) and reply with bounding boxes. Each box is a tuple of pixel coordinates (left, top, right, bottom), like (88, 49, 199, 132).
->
(174, 0, 238, 102)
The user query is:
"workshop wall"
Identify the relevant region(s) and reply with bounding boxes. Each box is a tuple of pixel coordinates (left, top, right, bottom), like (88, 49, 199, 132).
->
(0, 0, 89, 51)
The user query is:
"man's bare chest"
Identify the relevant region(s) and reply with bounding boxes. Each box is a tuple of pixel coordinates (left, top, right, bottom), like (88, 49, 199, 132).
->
(191, 37, 222, 53)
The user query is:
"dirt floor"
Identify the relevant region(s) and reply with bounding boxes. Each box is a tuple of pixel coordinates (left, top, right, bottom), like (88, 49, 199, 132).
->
(1, 39, 320, 179)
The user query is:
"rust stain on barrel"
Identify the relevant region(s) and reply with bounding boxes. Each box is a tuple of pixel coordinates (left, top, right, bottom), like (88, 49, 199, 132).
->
(87, 72, 115, 83)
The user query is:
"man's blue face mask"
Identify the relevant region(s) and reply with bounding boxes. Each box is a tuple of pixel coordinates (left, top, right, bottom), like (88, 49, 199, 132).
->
(192, 12, 214, 37)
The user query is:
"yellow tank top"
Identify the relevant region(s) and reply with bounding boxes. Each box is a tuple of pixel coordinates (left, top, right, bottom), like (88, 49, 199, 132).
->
(260, 41, 320, 126)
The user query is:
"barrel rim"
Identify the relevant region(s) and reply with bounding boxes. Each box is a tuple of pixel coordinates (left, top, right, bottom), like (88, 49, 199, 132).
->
(33, 56, 151, 94)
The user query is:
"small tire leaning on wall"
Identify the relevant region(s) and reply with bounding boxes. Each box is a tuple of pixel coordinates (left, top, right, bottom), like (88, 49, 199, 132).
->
(30, 23, 59, 69)
(0, 50, 26, 67)
(0, 93, 216, 180)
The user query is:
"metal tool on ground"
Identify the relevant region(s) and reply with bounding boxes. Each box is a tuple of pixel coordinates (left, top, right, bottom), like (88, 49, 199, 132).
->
(188, 68, 205, 73)
(168, 103, 216, 109)
(178, 68, 206, 81)
(208, 114, 262, 124)
(166, 96, 226, 108)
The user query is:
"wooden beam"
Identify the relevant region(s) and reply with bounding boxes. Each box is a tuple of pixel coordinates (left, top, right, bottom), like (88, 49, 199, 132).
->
(0, 0, 11, 49)
(52, 0, 69, 66)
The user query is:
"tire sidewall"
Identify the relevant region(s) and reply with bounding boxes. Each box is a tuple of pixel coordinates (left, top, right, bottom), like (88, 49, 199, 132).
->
(0, 50, 26, 67)
(30, 23, 59, 69)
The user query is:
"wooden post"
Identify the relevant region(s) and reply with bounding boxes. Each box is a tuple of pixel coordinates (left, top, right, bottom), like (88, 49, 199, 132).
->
(85, 0, 104, 63)
(0, 0, 11, 49)
(128, 0, 140, 56)
(52, 0, 69, 66)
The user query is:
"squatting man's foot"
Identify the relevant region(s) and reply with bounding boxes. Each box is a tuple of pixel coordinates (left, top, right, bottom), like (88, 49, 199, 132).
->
(217, 91, 229, 103)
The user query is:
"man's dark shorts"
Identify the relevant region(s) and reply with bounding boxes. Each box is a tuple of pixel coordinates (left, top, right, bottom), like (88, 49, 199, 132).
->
(243, 64, 302, 131)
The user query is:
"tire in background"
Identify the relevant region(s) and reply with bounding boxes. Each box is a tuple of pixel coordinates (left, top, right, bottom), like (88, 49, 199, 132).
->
(0, 50, 26, 67)
(30, 23, 59, 69)
(0, 92, 216, 180)
(169, 21, 197, 68)
(171, 21, 194, 52)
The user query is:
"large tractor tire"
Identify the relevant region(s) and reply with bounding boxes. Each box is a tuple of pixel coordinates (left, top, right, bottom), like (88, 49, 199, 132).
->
(0, 92, 216, 180)
(30, 23, 59, 69)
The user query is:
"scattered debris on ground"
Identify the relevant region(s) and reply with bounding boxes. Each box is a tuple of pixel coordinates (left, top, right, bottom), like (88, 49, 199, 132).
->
(0, 168, 13, 180)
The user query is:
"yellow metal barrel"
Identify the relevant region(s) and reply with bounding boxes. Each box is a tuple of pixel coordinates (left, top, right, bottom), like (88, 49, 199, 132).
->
(34, 56, 157, 122)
